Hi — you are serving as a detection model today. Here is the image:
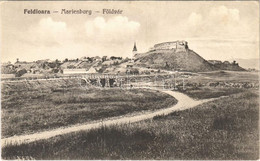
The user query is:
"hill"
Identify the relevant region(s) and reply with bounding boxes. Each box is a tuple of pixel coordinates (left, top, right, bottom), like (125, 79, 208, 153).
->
(134, 49, 215, 72)
(134, 41, 245, 72)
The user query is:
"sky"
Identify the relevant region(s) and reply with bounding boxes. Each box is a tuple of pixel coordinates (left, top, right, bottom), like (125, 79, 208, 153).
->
(0, 1, 259, 63)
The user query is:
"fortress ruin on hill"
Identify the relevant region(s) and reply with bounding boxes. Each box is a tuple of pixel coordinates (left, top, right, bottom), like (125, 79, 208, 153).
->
(149, 41, 188, 52)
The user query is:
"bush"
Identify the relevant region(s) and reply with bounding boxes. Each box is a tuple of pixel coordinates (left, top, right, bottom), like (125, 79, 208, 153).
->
(15, 69, 27, 77)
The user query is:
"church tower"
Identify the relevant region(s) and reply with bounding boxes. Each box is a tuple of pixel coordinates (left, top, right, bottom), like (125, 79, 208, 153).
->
(132, 42, 137, 59)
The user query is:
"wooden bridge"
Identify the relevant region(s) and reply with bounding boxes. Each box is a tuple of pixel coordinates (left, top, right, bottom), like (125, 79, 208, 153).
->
(1, 73, 189, 90)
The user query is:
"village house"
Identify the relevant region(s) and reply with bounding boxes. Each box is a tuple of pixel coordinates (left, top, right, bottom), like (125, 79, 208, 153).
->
(208, 60, 222, 65)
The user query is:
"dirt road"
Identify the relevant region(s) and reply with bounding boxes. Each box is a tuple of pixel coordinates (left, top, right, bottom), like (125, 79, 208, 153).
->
(1, 89, 215, 147)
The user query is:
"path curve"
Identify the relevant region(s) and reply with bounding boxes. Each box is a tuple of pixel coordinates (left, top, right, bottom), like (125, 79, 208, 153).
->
(1, 89, 215, 147)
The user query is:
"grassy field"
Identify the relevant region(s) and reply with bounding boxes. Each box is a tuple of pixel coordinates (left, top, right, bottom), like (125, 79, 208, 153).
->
(196, 71, 259, 83)
(177, 71, 258, 99)
(2, 89, 258, 160)
(179, 87, 245, 99)
(1, 81, 177, 138)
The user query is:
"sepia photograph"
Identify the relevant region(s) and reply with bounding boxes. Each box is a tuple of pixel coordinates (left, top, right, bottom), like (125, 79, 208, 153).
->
(0, 1, 259, 160)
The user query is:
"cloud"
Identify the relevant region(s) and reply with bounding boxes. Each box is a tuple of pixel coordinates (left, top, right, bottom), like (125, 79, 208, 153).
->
(26, 17, 71, 47)
(178, 5, 258, 60)
(8, 16, 141, 62)
(85, 16, 140, 43)
(38, 17, 67, 33)
(81, 16, 141, 58)
(12, 17, 87, 61)
(183, 5, 251, 39)
(188, 12, 203, 27)
(209, 5, 240, 24)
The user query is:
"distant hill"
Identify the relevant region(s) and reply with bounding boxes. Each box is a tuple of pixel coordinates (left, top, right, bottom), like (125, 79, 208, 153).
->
(229, 58, 259, 70)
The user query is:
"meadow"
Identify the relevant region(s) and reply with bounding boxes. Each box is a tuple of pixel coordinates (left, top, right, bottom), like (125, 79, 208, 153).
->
(178, 71, 258, 99)
(195, 71, 259, 83)
(2, 89, 258, 160)
(179, 87, 245, 99)
(1, 80, 177, 137)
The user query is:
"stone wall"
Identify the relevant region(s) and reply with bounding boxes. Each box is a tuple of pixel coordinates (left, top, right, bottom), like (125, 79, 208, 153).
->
(154, 41, 177, 50)
(151, 41, 188, 52)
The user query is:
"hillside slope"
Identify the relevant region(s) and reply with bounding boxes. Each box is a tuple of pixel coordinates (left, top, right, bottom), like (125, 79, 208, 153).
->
(135, 49, 215, 72)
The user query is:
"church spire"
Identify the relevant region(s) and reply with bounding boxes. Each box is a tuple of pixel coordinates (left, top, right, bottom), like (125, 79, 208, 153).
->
(133, 42, 137, 52)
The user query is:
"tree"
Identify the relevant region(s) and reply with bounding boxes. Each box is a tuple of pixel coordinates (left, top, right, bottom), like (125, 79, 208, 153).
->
(52, 68, 59, 73)
(87, 57, 93, 63)
(42, 63, 46, 69)
(15, 69, 27, 77)
(129, 68, 139, 75)
(102, 56, 107, 62)
(55, 59, 60, 63)
(232, 60, 238, 65)
(1, 66, 15, 74)
(165, 62, 170, 69)
(113, 61, 119, 65)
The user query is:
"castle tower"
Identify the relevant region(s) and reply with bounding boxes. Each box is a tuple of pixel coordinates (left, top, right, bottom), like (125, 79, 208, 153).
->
(132, 42, 137, 59)
(176, 41, 188, 52)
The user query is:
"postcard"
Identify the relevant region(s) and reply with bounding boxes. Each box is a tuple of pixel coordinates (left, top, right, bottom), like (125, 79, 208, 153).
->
(0, 1, 259, 160)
